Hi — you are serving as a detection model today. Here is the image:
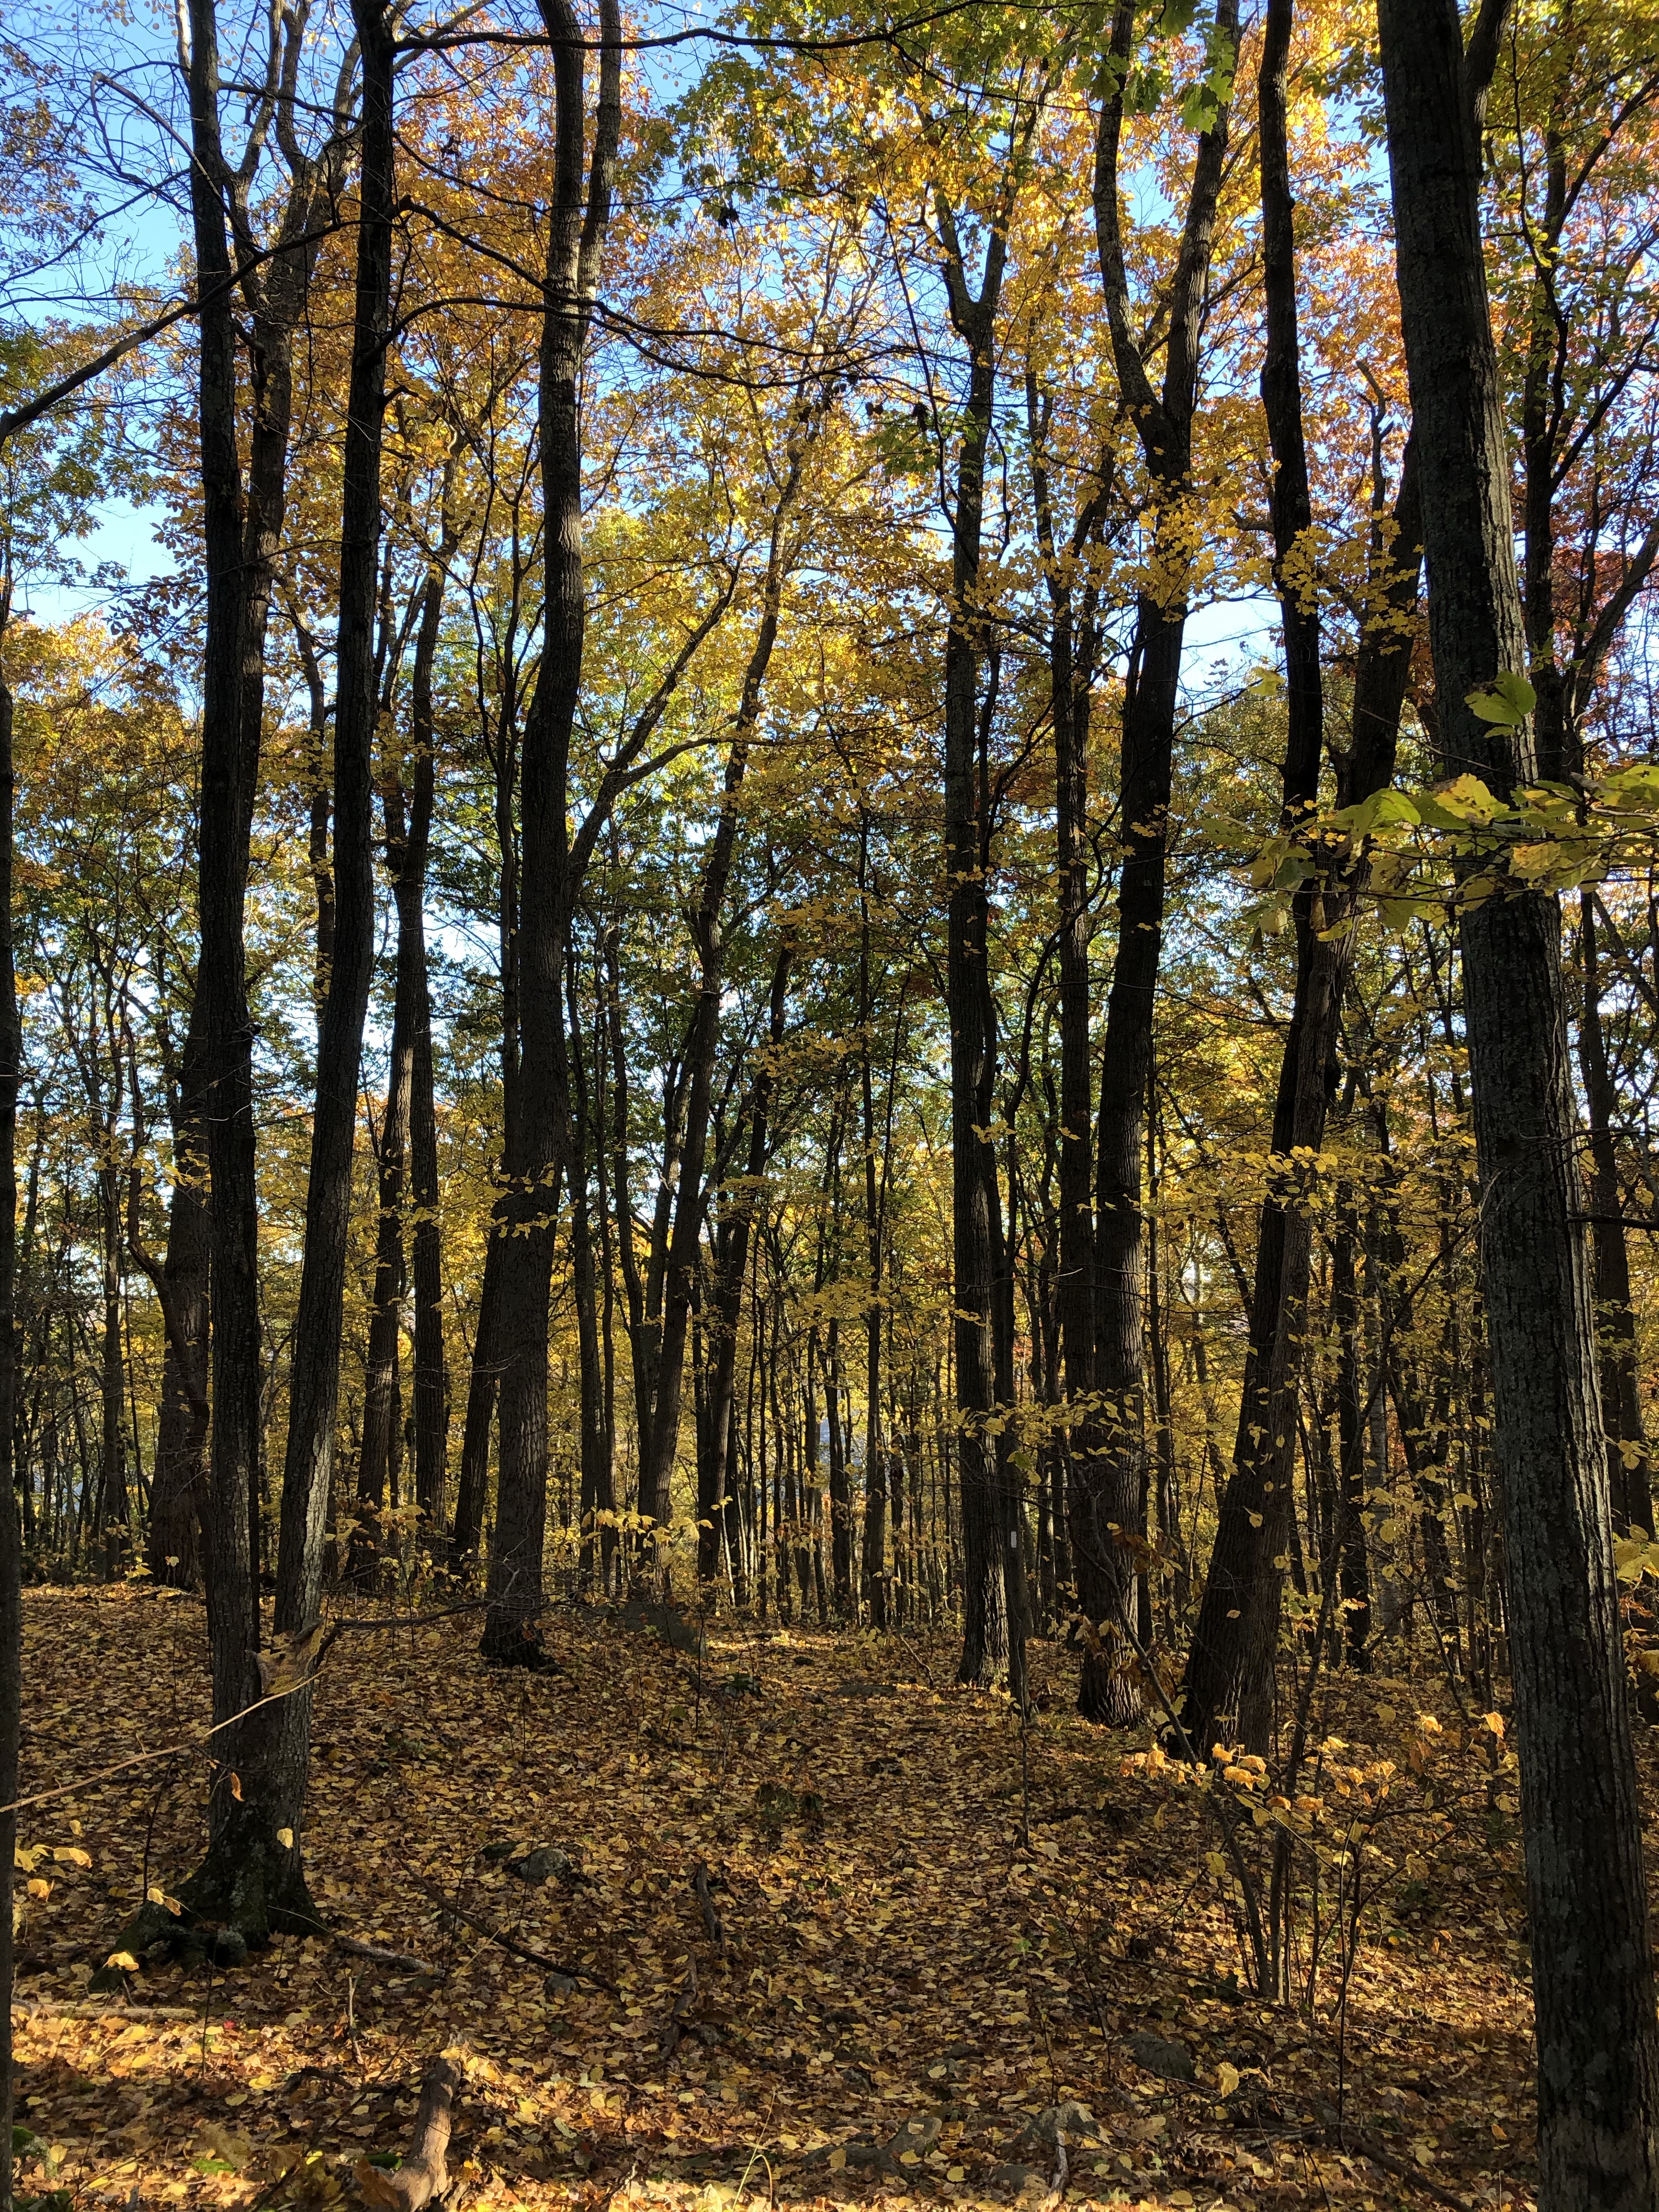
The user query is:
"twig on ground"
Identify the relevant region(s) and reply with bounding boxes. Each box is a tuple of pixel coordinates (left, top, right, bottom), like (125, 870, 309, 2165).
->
(336, 1933, 442, 1978)
(411, 1874, 618, 1991)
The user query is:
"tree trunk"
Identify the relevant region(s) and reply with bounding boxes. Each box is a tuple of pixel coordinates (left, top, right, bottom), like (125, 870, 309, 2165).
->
(938, 185, 1027, 1699)
(1379, 0, 1659, 2193)
(481, 0, 620, 1662)
(351, 786, 415, 1589)
(1578, 895, 1652, 1535)
(145, 1055, 208, 1587)
(1180, 392, 1424, 1754)
(182, 0, 273, 1923)
(189, 0, 396, 1930)
(406, 536, 449, 1547)
(700, 945, 789, 1584)
(567, 950, 616, 1592)
(1074, 0, 1238, 1723)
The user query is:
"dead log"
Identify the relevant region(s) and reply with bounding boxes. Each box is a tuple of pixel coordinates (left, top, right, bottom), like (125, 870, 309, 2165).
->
(357, 2055, 462, 2210)
(336, 1933, 441, 1978)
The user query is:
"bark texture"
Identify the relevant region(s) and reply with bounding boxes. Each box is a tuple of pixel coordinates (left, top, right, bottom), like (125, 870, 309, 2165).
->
(1379, 0, 1659, 2195)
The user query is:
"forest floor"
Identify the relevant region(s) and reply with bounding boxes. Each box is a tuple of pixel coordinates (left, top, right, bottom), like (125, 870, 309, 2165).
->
(7, 1585, 1567, 2211)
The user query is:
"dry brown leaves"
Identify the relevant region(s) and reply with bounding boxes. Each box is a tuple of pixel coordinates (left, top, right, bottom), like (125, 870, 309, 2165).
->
(7, 1588, 1568, 2211)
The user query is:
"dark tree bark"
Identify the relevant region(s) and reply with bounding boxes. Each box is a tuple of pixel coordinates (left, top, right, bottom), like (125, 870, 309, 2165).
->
(181, 0, 273, 1922)
(290, 613, 336, 1018)
(406, 519, 450, 1545)
(480, 0, 620, 1662)
(167, 0, 357, 1931)
(1379, 0, 1659, 2195)
(1025, 372, 1102, 1637)
(1578, 895, 1653, 1536)
(1079, 0, 1238, 1723)
(1329, 1190, 1372, 1666)
(350, 777, 415, 1588)
(452, 1229, 504, 1562)
(188, 0, 396, 1929)
(144, 1106, 208, 1588)
(936, 177, 1028, 1699)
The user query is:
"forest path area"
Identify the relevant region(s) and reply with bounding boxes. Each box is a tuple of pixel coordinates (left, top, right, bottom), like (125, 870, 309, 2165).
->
(10, 1589, 1548, 2209)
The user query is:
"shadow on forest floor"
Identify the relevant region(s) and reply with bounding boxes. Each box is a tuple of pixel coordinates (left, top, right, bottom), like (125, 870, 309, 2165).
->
(9, 1586, 1558, 2209)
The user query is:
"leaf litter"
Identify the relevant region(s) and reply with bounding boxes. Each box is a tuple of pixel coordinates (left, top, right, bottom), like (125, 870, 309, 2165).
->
(8, 1587, 1564, 2209)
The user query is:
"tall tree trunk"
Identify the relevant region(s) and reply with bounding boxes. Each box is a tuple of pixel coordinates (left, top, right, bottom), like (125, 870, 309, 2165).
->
(453, 1230, 504, 1562)
(568, 949, 616, 1591)
(1026, 373, 1103, 1653)
(938, 183, 1027, 1699)
(701, 944, 789, 1584)
(351, 785, 415, 1588)
(1578, 895, 1652, 1534)
(1379, 0, 1659, 2194)
(181, 0, 270, 1923)
(190, 0, 397, 1928)
(1180, 392, 1425, 1756)
(144, 1102, 208, 1588)
(406, 527, 450, 1545)
(177, 0, 357, 1931)
(857, 858, 899, 1629)
(98, 1166, 127, 1555)
(1078, 0, 1238, 1723)
(481, 0, 620, 1662)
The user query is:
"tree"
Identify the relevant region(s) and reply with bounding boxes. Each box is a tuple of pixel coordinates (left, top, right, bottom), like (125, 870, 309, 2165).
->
(1378, 0, 1659, 2194)
(1075, 0, 1241, 1723)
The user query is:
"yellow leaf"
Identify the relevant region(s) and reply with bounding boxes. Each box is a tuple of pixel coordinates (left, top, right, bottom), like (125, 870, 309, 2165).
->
(25, 1878, 49, 1900)
(105, 1950, 139, 1972)
(277, 1827, 295, 1849)
(51, 1847, 91, 1869)
(1217, 2063, 1240, 2097)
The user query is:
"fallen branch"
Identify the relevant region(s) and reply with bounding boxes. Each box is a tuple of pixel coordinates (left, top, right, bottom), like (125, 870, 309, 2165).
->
(336, 1933, 442, 1978)
(411, 1874, 618, 1993)
(691, 1860, 726, 1953)
(357, 2055, 463, 2211)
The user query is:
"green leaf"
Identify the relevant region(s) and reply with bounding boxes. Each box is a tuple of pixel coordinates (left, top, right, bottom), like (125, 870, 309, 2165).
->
(1465, 670, 1536, 726)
